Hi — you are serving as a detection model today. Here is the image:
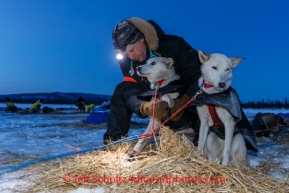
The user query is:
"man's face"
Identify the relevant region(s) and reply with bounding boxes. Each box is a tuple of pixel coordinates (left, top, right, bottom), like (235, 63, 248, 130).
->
(126, 38, 147, 62)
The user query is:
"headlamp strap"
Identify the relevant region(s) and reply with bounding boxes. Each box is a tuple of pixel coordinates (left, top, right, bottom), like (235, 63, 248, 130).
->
(129, 60, 135, 76)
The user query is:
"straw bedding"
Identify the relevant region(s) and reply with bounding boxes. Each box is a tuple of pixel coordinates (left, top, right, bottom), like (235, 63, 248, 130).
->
(13, 127, 289, 192)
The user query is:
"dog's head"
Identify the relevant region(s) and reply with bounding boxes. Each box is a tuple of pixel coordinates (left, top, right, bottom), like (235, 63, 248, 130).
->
(136, 57, 175, 83)
(198, 50, 245, 94)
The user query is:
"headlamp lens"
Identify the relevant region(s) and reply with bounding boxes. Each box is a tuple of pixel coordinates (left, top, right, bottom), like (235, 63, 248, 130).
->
(116, 53, 124, 60)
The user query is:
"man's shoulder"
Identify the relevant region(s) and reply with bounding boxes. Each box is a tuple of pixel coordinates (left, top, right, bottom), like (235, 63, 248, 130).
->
(164, 34, 184, 41)
(159, 34, 186, 49)
(157, 34, 186, 55)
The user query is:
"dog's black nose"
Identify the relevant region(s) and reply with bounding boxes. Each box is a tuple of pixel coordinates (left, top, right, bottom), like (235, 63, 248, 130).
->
(219, 82, 225, 88)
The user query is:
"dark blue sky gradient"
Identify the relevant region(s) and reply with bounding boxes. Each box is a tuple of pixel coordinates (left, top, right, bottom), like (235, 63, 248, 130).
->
(0, 0, 288, 102)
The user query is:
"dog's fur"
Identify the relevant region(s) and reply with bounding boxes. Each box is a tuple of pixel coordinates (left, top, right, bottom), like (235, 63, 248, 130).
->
(196, 50, 248, 166)
(131, 57, 194, 156)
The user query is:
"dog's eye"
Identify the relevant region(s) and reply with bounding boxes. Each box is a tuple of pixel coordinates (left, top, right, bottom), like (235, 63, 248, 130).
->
(225, 68, 230, 72)
(151, 61, 156, 65)
(212, 66, 217, 70)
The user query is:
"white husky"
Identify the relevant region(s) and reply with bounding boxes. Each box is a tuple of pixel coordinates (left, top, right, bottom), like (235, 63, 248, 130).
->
(197, 50, 248, 166)
(131, 57, 193, 157)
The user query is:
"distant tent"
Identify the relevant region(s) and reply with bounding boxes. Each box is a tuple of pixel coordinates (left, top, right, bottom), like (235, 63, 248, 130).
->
(85, 106, 109, 124)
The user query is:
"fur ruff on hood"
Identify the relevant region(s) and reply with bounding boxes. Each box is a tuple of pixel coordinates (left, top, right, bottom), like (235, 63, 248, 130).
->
(127, 17, 159, 50)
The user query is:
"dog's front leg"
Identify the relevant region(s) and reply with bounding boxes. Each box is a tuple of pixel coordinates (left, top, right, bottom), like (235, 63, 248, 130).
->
(131, 120, 153, 156)
(198, 121, 210, 153)
(131, 118, 161, 157)
(197, 106, 211, 153)
(222, 121, 235, 165)
(216, 108, 235, 165)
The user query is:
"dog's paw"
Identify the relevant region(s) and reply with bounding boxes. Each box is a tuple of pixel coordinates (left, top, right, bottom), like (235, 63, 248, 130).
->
(127, 150, 138, 162)
(221, 160, 230, 165)
(127, 155, 136, 162)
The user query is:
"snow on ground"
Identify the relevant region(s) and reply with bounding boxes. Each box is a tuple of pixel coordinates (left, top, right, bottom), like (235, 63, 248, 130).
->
(0, 103, 146, 167)
(0, 104, 288, 192)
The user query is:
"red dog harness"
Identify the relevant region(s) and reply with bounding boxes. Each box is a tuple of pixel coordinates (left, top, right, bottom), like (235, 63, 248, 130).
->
(202, 80, 224, 127)
(209, 105, 224, 127)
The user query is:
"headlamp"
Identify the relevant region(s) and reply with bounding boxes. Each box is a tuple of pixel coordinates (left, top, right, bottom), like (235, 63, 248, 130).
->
(115, 49, 124, 60)
(116, 53, 124, 60)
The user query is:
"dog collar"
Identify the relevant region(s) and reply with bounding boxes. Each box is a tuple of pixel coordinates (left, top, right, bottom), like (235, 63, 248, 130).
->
(157, 79, 165, 87)
(203, 80, 214, 88)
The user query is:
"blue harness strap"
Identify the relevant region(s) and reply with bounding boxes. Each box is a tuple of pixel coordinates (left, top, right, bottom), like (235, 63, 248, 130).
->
(246, 127, 288, 156)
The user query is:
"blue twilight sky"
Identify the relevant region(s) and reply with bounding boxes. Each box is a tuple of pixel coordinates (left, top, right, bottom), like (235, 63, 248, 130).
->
(0, 0, 288, 102)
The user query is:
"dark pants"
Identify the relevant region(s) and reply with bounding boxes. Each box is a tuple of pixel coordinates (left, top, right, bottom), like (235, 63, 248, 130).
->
(103, 82, 148, 143)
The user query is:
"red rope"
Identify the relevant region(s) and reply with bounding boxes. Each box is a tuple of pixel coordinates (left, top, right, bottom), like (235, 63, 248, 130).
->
(139, 95, 198, 139)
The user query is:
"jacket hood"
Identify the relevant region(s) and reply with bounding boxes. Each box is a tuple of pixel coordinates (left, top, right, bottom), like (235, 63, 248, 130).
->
(127, 17, 164, 51)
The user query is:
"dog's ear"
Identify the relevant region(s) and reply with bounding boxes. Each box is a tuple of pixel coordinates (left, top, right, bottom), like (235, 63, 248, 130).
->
(198, 50, 210, 64)
(163, 58, 174, 68)
(231, 57, 246, 67)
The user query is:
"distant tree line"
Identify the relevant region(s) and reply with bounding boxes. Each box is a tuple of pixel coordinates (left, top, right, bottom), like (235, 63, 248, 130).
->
(0, 94, 111, 105)
(241, 98, 289, 109)
(1, 93, 288, 109)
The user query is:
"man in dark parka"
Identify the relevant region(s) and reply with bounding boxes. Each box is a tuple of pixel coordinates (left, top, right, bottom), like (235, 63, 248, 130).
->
(104, 17, 258, 152)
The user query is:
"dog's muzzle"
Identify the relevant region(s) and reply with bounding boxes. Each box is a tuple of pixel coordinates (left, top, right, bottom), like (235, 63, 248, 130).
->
(136, 66, 143, 76)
